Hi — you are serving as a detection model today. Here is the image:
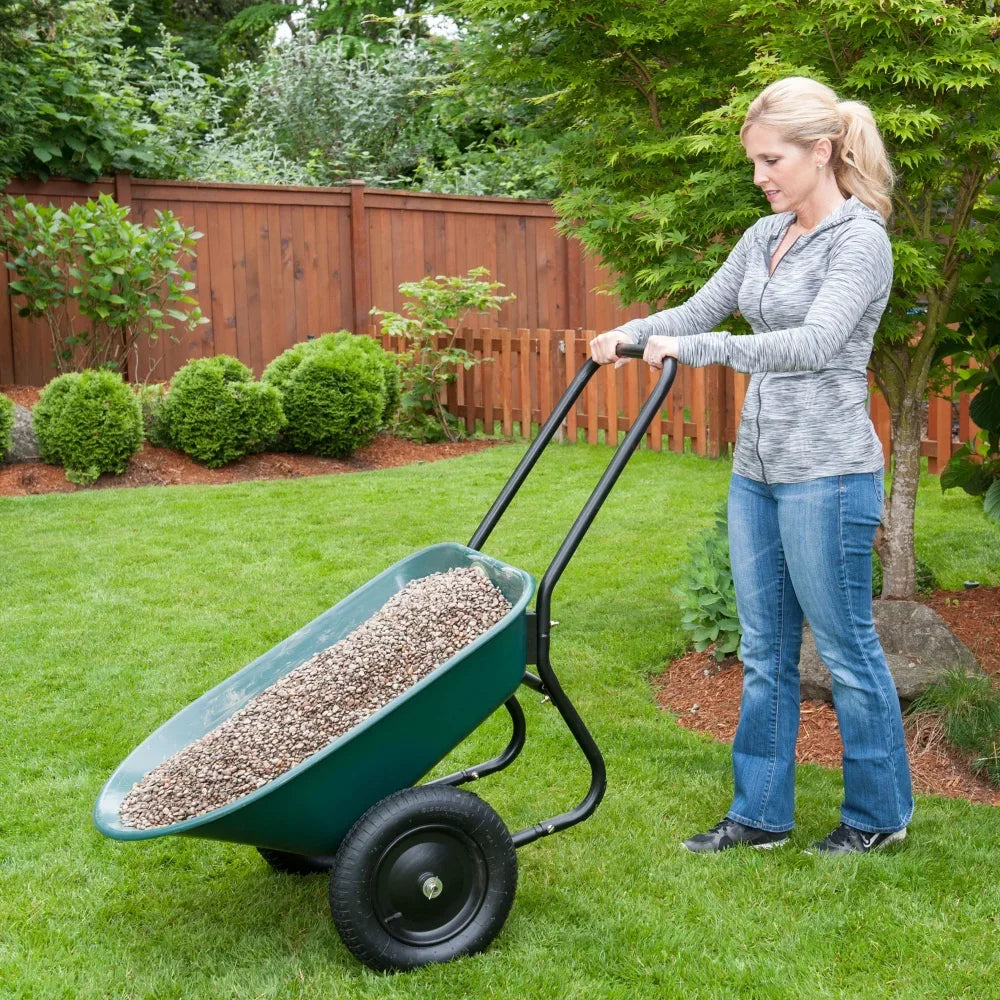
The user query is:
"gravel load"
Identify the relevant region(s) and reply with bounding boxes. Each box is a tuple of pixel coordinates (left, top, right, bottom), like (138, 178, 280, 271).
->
(119, 567, 512, 829)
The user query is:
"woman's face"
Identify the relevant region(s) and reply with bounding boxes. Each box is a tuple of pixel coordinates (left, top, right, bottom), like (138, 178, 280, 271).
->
(743, 124, 822, 218)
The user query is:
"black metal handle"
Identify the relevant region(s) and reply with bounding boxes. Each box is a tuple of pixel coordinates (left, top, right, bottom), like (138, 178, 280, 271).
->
(468, 341, 669, 551)
(465, 338, 677, 848)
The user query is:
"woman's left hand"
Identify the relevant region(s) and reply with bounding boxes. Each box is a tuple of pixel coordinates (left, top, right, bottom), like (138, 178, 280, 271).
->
(643, 335, 679, 369)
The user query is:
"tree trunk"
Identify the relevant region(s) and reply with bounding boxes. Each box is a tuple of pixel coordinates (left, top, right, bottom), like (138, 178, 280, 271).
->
(877, 394, 922, 597)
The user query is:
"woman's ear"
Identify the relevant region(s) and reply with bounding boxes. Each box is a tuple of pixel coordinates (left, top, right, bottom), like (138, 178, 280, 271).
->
(814, 137, 833, 168)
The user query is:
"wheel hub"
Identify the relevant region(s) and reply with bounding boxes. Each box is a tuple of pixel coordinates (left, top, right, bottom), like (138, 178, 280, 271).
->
(373, 825, 487, 945)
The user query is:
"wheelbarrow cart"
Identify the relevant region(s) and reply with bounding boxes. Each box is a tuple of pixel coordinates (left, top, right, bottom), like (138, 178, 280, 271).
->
(94, 345, 677, 971)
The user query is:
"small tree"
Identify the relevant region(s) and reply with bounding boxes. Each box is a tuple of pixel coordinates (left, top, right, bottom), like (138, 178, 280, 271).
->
(0, 193, 207, 378)
(453, 0, 1000, 596)
(372, 267, 513, 442)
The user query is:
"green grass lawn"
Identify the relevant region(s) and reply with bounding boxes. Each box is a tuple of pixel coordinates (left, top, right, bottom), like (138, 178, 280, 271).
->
(2, 443, 999, 1000)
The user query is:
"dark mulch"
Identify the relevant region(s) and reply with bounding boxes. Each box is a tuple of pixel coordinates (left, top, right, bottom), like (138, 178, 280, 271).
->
(655, 586, 1000, 807)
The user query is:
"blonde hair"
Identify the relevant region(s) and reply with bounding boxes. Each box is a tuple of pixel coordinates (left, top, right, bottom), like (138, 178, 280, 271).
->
(740, 77, 894, 220)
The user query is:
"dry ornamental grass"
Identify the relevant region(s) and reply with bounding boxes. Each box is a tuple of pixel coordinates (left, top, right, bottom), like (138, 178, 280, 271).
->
(120, 567, 512, 829)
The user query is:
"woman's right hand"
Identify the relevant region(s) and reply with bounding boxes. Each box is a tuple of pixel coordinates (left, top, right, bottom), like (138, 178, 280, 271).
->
(589, 329, 634, 367)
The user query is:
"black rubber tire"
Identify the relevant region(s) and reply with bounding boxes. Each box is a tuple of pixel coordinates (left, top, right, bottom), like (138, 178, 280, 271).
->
(257, 847, 337, 875)
(329, 785, 517, 972)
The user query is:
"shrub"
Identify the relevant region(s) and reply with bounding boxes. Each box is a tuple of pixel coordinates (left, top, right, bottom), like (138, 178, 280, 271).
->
(134, 382, 170, 448)
(0, 193, 206, 376)
(33, 369, 143, 485)
(158, 355, 285, 468)
(0, 392, 14, 460)
(673, 502, 742, 662)
(262, 333, 394, 457)
(372, 268, 513, 443)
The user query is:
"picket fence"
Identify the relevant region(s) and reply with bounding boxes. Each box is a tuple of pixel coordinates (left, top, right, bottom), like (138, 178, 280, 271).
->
(381, 327, 978, 476)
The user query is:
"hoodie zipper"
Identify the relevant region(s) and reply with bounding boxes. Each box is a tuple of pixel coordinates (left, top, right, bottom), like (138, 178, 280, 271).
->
(753, 230, 800, 485)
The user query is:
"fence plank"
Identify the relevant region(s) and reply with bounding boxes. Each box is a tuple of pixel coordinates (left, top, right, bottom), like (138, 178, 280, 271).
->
(517, 328, 531, 437)
(563, 330, 578, 442)
(483, 328, 496, 435)
(500, 328, 513, 436)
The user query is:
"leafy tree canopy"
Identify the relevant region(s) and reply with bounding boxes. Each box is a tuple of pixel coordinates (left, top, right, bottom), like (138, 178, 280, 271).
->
(448, 0, 1000, 595)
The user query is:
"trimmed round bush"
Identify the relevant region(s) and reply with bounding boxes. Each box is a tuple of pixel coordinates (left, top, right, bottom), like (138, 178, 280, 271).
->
(158, 355, 286, 468)
(0, 392, 14, 461)
(280, 350, 385, 457)
(262, 333, 395, 457)
(32, 369, 143, 485)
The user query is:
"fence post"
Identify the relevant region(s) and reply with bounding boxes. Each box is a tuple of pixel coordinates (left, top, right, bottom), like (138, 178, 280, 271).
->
(349, 180, 372, 335)
(114, 172, 132, 211)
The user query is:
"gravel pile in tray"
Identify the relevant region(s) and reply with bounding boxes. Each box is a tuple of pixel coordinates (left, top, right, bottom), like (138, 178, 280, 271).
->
(119, 567, 512, 829)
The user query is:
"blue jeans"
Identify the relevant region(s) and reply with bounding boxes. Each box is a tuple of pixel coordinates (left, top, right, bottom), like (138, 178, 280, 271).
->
(725, 472, 913, 834)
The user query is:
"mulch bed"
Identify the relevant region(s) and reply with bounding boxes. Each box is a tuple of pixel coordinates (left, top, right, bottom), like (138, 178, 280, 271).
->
(0, 383, 499, 497)
(654, 585, 1000, 807)
(5, 382, 999, 805)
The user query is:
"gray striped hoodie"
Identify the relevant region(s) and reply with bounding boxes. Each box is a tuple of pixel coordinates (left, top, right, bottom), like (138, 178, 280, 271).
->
(617, 196, 891, 484)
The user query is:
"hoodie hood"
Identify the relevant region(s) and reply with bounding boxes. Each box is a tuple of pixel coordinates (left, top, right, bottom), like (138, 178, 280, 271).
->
(765, 195, 886, 242)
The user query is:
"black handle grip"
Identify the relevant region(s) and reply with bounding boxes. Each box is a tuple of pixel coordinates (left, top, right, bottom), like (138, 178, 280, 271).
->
(614, 341, 645, 360)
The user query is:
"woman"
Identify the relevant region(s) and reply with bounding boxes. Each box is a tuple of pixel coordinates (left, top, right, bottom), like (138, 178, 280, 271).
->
(591, 76, 913, 856)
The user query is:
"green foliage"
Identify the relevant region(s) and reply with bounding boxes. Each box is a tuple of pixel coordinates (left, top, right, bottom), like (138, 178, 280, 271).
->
(0, 194, 207, 377)
(372, 268, 513, 442)
(909, 671, 1000, 788)
(158, 355, 285, 467)
(227, 28, 453, 188)
(13, 1, 163, 182)
(940, 252, 1000, 525)
(261, 333, 392, 457)
(32, 369, 143, 485)
(135, 381, 171, 448)
(0, 391, 14, 461)
(673, 501, 741, 662)
(0, 0, 61, 183)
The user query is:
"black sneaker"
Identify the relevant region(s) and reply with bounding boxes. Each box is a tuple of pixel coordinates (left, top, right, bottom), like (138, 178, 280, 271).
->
(807, 823, 907, 856)
(682, 818, 790, 853)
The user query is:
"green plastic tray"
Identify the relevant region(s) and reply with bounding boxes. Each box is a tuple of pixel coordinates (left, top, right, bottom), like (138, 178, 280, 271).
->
(94, 543, 535, 856)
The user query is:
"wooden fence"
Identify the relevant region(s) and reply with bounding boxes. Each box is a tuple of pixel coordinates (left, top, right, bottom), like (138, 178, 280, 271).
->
(410, 328, 979, 475)
(0, 175, 645, 385)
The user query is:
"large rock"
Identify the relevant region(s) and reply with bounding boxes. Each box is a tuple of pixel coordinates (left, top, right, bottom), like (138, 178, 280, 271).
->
(3, 403, 40, 463)
(799, 599, 981, 706)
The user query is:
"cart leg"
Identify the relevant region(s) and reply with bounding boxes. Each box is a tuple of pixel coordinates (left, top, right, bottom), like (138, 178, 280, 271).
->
(425, 695, 526, 788)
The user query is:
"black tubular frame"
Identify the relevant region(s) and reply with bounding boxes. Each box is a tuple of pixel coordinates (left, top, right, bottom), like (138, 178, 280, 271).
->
(459, 344, 677, 848)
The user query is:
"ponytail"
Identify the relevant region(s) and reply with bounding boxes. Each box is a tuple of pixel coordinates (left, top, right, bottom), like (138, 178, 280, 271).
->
(836, 101, 895, 221)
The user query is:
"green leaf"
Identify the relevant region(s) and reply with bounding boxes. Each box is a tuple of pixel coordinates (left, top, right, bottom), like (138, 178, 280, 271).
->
(984, 479, 1000, 524)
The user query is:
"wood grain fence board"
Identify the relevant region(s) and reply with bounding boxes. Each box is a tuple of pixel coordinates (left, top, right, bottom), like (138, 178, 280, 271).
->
(242, 202, 265, 375)
(602, 358, 618, 444)
(483, 329, 496, 434)
(0, 255, 13, 383)
(277, 205, 298, 346)
(261, 204, 285, 354)
(671, 366, 687, 453)
(500, 328, 513, 436)
(207, 202, 238, 358)
(563, 330, 578, 442)
(928, 391, 953, 474)
(624, 353, 640, 443)
(691, 368, 707, 455)
(518, 328, 532, 437)
(869, 381, 892, 468)
(586, 364, 599, 444)
(463, 332, 476, 433)
(536, 330, 552, 434)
